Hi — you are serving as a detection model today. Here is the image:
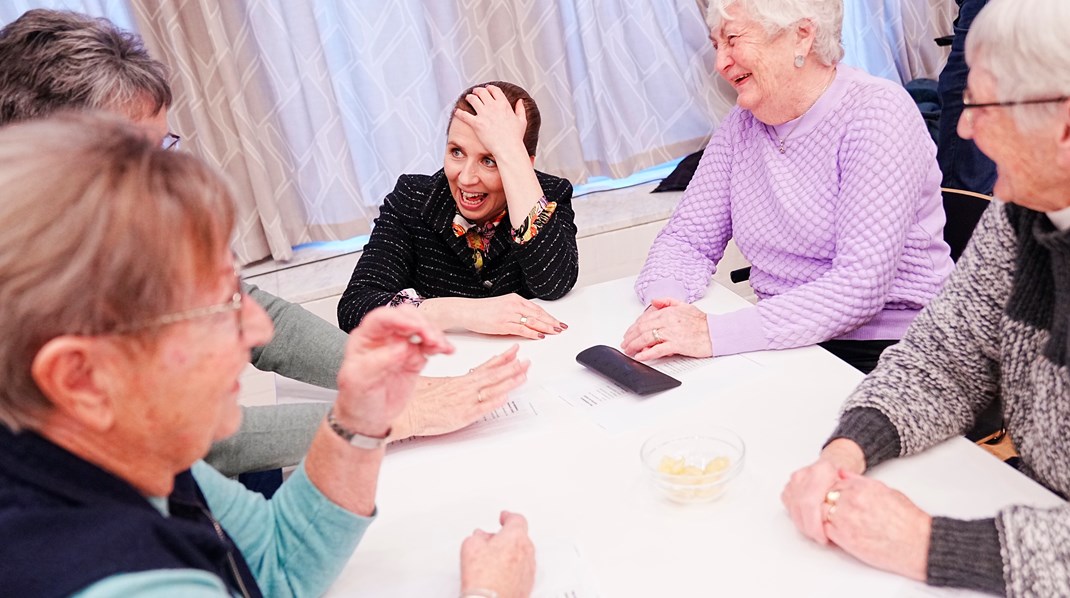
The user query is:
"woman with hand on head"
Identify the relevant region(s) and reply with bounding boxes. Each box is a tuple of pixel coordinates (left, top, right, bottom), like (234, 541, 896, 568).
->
(622, 0, 953, 374)
(0, 8, 533, 478)
(338, 81, 578, 340)
(783, 0, 1070, 593)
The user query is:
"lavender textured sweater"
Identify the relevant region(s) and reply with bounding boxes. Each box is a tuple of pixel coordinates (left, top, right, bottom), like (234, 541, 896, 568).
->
(636, 66, 954, 356)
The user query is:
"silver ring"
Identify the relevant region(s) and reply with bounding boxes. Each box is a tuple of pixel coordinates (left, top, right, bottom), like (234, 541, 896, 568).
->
(825, 503, 837, 523)
(652, 328, 662, 343)
(519, 315, 529, 325)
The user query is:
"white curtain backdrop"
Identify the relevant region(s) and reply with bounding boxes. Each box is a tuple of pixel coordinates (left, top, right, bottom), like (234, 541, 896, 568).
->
(841, 0, 956, 83)
(127, 0, 729, 262)
(2, 0, 956, 263)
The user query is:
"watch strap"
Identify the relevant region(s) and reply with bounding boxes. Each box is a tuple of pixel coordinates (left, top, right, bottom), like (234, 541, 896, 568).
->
(326, 406, 390, 450)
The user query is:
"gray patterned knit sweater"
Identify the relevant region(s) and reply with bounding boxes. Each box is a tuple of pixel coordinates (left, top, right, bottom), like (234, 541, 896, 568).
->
(831, 201, 1070, 596)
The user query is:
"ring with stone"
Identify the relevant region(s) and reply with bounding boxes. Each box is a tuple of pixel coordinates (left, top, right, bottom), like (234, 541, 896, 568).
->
(824, 489, 840, 506)
(651, 327, 663, 343)
(519, 315, 529, 325)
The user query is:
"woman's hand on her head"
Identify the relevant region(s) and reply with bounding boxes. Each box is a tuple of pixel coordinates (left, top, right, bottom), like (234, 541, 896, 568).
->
(781, 439, 867, 546)
(620, 297, 712, 360)
(332, 306, 453, 438)
(394, 345, 530, 439)
(822, 471, 931, 581)
(453, 85, 529, 161)
(460, 511, 536, 598)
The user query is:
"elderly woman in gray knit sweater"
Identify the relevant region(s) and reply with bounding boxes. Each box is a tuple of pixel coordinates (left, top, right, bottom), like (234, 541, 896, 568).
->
(781, 0, 1070, 595)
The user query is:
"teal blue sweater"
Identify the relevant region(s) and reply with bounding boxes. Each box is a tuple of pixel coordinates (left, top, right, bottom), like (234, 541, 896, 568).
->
(73, 461, 373, 597)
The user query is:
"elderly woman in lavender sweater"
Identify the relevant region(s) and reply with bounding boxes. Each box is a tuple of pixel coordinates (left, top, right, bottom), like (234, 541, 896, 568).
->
(622, 0, 953, 373)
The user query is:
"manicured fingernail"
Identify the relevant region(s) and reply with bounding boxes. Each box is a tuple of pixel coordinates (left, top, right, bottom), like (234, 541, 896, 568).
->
(560, 323, 569, 329)
(538, 333, 545, 339)
(553, 327, 562, 333)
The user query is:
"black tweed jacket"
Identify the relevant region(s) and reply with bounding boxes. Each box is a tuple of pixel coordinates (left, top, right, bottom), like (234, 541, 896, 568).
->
(337, 168, 578, 331)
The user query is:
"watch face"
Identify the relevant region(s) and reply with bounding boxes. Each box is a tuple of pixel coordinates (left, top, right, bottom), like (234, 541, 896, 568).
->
(348, 433, 386, 450)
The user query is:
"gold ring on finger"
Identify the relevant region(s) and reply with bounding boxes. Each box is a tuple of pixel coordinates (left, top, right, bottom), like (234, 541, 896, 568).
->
(519, 315, 529, 325)
(652, 327, 663, 343)
(824, 489, 840, 506)
(825, 503, 837, 523)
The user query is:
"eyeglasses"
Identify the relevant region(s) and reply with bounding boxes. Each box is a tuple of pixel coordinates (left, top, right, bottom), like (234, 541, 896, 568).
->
(142, 290, 243, 333)
(162, 132, 181, 151)
(962, 89, 1068, 125)
(113, 274, 244, 337)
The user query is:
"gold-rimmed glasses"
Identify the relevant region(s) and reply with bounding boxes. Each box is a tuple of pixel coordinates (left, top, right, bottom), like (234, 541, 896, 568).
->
(113, 274, 244, 337)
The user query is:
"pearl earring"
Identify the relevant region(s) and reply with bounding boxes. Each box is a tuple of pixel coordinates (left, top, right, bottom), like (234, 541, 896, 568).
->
(794, 55, 805, 68)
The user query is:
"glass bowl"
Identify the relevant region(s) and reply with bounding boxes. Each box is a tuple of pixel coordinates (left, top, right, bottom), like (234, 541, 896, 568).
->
(640, 425, 745, 504)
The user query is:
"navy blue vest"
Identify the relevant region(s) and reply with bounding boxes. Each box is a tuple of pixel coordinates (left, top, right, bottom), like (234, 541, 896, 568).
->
(0, 426, 262, 597)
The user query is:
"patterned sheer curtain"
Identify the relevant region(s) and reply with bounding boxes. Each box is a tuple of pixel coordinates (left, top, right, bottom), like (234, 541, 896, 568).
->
(840, 0, 956, 83)
(2, 1, 956, 264)
(127, 0, 730, 263)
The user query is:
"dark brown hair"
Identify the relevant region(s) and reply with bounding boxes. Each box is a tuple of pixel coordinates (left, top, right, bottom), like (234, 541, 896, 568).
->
(448, 80, 540, 156)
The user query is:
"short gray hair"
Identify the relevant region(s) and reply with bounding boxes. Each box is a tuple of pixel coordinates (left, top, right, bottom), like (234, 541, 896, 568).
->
(0, 112, 235, 431)
(0, 9, 172, 126)
(966, 0, 1070, 131)
(706, 0, 844, 66)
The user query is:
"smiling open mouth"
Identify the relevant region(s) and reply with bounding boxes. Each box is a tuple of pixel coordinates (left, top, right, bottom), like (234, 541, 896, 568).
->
(733, 73, 751, 85)
(459, 190, 487, 208)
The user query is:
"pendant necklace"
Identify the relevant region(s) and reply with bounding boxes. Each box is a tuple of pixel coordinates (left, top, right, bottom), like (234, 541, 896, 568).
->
(772, 68, 836, 154)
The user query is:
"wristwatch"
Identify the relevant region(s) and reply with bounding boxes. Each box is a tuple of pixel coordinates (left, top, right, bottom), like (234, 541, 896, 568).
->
(326, 407, 390, 450)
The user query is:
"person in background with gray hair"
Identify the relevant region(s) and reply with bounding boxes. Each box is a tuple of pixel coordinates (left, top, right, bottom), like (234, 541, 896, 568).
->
(622, 0, 952, 374)
(0, 8, 531, 478)
(782, 0, 1070, 593)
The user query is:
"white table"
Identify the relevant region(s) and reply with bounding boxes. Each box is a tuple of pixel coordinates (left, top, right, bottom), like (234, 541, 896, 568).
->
(324, 277, 1062, 597)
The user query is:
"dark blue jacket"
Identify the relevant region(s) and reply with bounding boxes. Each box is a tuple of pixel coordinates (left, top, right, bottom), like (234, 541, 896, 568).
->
(0, 426, 261, 597)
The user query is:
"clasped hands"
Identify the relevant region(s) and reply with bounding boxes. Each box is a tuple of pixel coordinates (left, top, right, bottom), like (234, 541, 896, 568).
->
(781, 439, 931, 581)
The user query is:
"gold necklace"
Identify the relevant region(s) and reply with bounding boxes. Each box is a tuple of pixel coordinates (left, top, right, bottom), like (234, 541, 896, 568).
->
(772, 69, 837, 154)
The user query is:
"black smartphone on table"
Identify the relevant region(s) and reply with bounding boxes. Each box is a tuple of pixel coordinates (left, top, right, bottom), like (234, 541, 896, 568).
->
(576, 345, 681, 396)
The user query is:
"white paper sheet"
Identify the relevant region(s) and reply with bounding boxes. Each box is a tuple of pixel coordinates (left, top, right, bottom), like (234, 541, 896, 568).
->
(387, 390, 543, 453)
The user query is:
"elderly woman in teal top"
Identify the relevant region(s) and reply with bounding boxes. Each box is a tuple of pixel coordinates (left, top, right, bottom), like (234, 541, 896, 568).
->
(0, 113, 534, 598)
